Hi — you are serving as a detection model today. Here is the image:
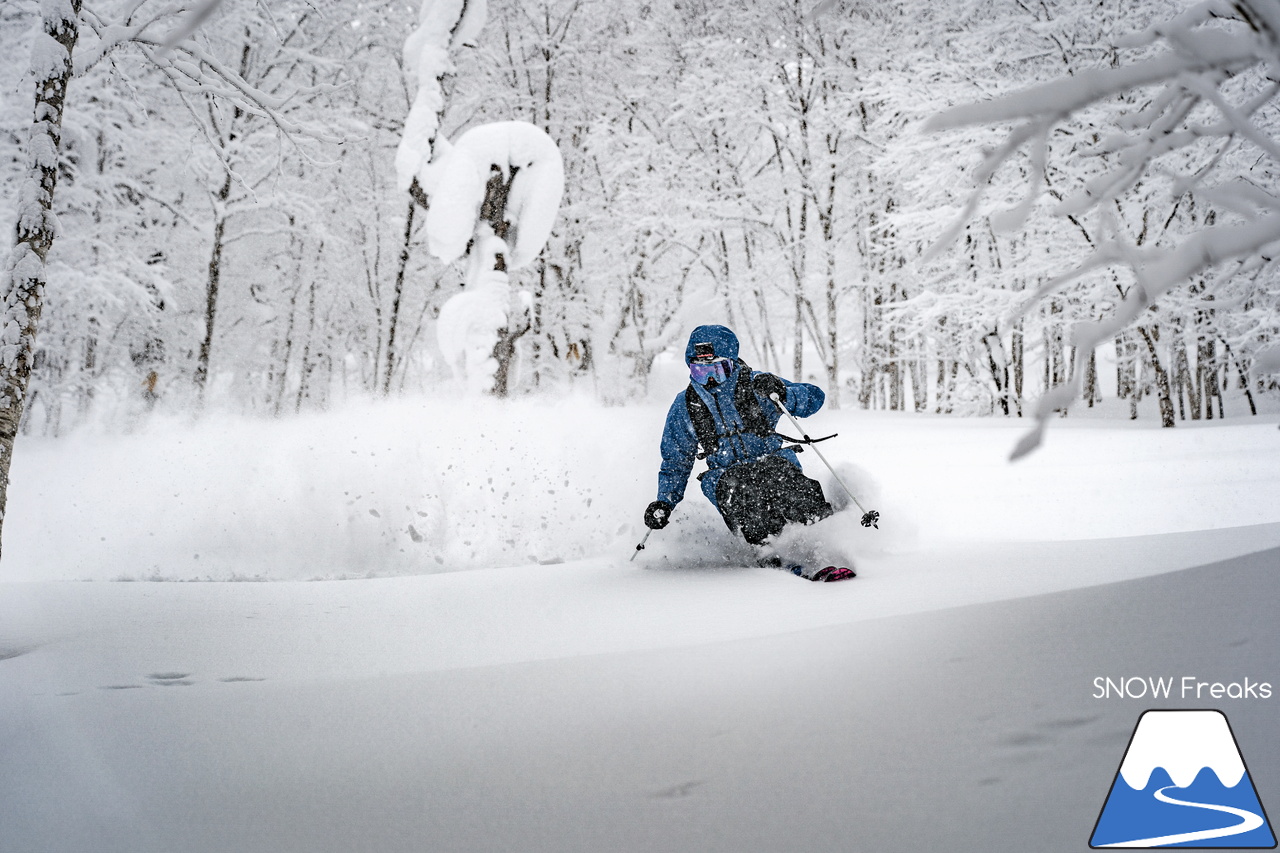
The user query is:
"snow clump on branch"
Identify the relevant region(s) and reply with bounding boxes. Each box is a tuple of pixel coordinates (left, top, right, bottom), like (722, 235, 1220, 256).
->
(394, 0, 487, 195)
(423, 121, 565, 269)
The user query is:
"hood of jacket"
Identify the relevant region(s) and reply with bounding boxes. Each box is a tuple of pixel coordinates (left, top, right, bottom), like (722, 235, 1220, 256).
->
(684, 324, 740, 365)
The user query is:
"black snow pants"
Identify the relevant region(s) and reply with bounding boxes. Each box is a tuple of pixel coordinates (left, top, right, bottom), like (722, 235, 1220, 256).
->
(714, 454, 833, 546)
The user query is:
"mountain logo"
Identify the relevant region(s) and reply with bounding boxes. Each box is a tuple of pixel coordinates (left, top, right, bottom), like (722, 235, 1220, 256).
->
(1090, 710, 1276, 848)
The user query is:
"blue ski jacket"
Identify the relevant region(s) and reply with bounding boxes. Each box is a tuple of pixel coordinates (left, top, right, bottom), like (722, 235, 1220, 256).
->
(656, 325, 825, 510)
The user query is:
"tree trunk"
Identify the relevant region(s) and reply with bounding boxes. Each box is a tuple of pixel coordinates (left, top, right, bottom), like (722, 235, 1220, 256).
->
(273, 293, 297, 416)
(1116, 333, 1140, 419)
(1083, 347, 1099, 408)
(859, 286, 881, 409)
(1222, 340, 1257, 416)
(382, 202, 416, 396)
(295, 278, 318, 413)
(825, 262, 839, 408)
(194, 173, 233, 399)
(1138, 326, 1176, 428)
(942, 356, 952, 412)
(982, 331, 1009, 416)
(792, 285, 804, 379)
(887, 323, 902, 411)
(1114, 335, 1127, 403)
(473, 164, 528, 398)
(80, 315, 99, 420)
(1173, 336, 1195, 420)
(273, 239, 308, 416)
(1012, 321, 1024, 415)
(792, 195, 808, 379)
(491, 318, 530, 397)
(912, 333, 928, 413)
(0, 0, 83, 558)
(1047, 299, 1066, 387)
(530, 260, 546, 388)
(1197, 338, 1221, 420)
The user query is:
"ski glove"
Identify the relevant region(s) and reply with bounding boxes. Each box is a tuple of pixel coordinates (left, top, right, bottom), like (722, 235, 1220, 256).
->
(644, 500, 673, 530)
(752, 372, 786, 404)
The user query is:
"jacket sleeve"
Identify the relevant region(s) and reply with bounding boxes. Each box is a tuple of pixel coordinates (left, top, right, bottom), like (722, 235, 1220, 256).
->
(780, 377, 825, 418)
(656, 394, 699, 506)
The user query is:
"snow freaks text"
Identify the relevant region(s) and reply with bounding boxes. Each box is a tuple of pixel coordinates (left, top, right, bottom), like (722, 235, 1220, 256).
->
(1092, 677, 1274, 701)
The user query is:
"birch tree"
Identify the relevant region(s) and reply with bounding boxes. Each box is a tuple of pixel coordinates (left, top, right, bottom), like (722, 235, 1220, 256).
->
(0, 0, 84, 556)
(0, 0, 344, 558)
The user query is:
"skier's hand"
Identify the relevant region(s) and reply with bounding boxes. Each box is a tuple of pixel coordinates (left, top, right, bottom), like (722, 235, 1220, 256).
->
(644, 500, 673, 530)
(752, 372, 786, 403)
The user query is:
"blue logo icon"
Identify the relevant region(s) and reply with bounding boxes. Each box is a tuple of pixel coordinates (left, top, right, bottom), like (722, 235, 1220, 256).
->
(1091, 710, 1276, 848)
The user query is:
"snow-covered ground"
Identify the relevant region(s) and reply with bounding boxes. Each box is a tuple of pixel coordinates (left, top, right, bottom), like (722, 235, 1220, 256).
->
(2, 398, 1279, 852)
(6, 395, 1278, 581)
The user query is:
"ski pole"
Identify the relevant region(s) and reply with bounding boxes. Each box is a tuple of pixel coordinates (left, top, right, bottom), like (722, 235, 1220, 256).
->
(630, 529, 652, 561)
(769, 393, 880, 529)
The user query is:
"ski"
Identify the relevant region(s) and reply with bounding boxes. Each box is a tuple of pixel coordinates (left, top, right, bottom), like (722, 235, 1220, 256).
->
(804, 565, 856, 582)
(757, 554, 855, 582)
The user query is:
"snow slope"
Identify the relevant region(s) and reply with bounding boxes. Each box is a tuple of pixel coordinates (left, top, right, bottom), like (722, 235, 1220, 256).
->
(2, 401, 1278, 852)
(4, 396, 1279, 580)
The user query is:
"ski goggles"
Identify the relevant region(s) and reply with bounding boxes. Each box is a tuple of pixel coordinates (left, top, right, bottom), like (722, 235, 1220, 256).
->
(689, 357, 733, 386)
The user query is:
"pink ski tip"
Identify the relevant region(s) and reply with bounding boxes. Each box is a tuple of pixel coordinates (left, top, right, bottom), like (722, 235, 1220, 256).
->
(811, 566, 856, 582)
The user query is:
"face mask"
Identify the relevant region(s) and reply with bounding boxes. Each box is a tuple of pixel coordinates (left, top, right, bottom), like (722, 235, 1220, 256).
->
(690, 357, 732, 387)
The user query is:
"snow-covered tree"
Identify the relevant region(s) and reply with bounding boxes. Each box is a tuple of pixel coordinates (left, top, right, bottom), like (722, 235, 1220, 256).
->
(398, 0, 565, 397)
(427, 121, 564, 394)
(5, 0, 1279, 472)
(0, 0, 85, 554)
(0, 0, 347, 556)
(929, 0, 1280, 456)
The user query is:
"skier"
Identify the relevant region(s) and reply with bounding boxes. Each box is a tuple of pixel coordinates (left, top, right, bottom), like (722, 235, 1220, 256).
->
(642, 324, 855, 581)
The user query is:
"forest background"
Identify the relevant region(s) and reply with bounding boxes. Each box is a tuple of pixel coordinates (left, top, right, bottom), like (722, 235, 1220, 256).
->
(2, 0, 1278, 441)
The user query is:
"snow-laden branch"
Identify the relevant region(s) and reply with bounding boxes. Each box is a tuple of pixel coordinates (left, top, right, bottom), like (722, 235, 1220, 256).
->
(78, 3, 348, 150)
(925, 31, 1262, 130)
(928, 0, 1280, 457)
(159, 0, 224, 52)
(395, 0, 488, 196)
(422, 121, 564, 269)
(1011, 211, 1280, 458)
